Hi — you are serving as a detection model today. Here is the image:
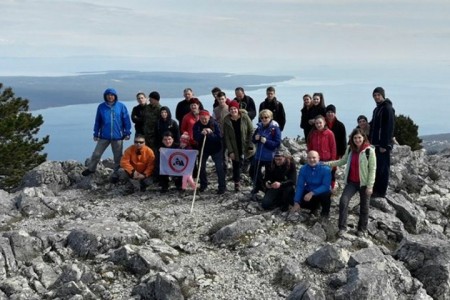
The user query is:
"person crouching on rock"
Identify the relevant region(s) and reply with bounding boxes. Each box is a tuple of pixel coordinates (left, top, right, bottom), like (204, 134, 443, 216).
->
(261, 149, 297, 212)
(291, 150, 331, 219)
(158, 131, 182, 193)
(119, 134, 155, 192)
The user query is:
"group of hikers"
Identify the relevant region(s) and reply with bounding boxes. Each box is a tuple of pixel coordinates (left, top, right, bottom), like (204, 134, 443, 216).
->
(82, 85, 395, 237)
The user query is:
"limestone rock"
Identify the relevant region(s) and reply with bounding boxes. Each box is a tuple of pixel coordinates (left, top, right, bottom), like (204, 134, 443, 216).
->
(109, 244, 167, 276)
(287, 281, 325, 300)
(305, 244, 350, 273)
(385, 193, 426, 234)
(21, 161, 71, 192)
(132, 272, 184, 300)
(211, 215, 266, 245)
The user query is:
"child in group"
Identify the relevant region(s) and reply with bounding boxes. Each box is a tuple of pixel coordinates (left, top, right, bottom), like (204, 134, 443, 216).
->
(180, 132, 197, 191)
(159, 131, 182, 192)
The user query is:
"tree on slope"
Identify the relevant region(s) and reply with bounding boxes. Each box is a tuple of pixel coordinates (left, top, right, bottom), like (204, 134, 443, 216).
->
(0, 83, 49, 191)
(394, 114, 422, 151)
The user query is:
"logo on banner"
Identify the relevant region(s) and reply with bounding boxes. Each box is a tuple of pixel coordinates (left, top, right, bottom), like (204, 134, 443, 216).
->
(168, 151, 189, 173)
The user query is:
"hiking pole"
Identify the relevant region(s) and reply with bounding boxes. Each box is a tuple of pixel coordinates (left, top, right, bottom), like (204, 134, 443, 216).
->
(190, 134, 207, 214)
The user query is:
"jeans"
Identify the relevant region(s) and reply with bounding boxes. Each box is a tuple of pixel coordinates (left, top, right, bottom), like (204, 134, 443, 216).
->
(199, 151, 226, 191)
(338, 182, 369, 231)
(87, 139, 123, 172)
(262, 185, 295, 210)
(299, 191, 331, 216)
(373, 147, 391, 197)
(231, 159, 242, 183)
(159, 175, 182, 190)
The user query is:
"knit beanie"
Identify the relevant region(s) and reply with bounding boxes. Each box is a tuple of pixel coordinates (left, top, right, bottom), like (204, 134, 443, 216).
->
(325, 104, 336, 113)
(189, 98, 201, 105)
(228, 100, 240, 110)
(199, 110, 210, 117)
(372, 87, 385, 99)
(357, 115, 368, 122)
(149, 91, 160, 101)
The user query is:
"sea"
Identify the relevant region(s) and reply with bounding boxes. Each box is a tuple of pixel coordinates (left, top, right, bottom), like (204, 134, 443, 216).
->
(34, 66, 450, 162)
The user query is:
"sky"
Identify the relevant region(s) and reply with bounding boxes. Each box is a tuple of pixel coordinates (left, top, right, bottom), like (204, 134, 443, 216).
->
(1, 0, 450, 75)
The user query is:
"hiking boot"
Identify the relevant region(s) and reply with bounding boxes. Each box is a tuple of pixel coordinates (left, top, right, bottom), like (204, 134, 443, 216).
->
(356, 230, 368, 238)
(139, 181, 147, 192)
(234, 182, 240, 192)
(217, 189, 226, 195)
(82, 169, 94, 176)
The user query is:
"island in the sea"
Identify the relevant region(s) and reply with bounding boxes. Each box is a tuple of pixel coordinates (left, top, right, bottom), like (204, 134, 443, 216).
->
(0, 71, 294, 110)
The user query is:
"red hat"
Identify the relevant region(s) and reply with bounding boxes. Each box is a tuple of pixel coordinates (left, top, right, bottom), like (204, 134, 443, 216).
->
(189, 98, 201, 105)
(199, 110, 210, 117)
(180, 132, 190, 143)
(228, 100, 240, 110)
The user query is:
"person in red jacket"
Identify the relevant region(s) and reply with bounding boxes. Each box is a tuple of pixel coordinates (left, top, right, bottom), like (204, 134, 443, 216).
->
(307, 115, 337, 187)
(119, 134, 155, 192)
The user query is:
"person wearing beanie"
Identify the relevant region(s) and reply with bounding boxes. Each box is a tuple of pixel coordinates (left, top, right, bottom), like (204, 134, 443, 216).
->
(223, 100, 255, 191)
(175, 88, 204, 124)
(234, 87, 257, 120)
(325, 104, 347, 189)
(142, 91, 162, 156)
(261, 149, 296, 212)
(193, 109, 226, 194)
(82, 88, 132, 180)
(369, 86, 395, 198)
(356, 115, 370, 137)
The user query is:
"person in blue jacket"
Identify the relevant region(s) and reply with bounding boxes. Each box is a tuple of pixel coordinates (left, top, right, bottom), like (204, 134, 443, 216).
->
(250, 109, 281, 199)
(291, 150, 332, 217)
(82, 88, 131, 179)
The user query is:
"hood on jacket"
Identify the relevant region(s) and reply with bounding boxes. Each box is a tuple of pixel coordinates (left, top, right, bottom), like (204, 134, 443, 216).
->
(103, 88, 118, 102)
(159, 106, 173, 121)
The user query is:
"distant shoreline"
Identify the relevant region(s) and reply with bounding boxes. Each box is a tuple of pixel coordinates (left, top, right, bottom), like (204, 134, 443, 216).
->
(0, 71, 293, 110)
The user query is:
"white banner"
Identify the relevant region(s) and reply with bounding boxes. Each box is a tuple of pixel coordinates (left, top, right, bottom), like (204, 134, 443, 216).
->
(159, 148, 198, 176)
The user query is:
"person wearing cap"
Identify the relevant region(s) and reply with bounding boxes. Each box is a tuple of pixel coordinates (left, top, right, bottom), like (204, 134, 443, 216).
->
(223, 100, 255, 191)
(143, 91, 162, 154)
(193, 110, 226, 194)
(82, 88, 131, 179)
(131, 92, 148, 135)
(261, 149, 297, 211)
(119, 134, 155, 193)
(369, 87, 395, 198)
(258, 86, 286, 131)
(180, 97, 202, 148)
(234, 87, 257, 121)
(291, 150, 332, 218)
(175, 88, 204, 124)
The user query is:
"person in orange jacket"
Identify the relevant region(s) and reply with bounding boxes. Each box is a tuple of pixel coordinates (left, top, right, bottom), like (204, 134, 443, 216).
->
(119, 134, 155, 192)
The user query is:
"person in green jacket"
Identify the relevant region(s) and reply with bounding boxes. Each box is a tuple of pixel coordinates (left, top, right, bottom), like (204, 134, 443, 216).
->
(326, 128, 376, 238)
(223, 101, 255, 191)
(143, 91, 162, 154)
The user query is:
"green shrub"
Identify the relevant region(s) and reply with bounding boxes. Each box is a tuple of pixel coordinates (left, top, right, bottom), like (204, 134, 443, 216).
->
(394, 114, 422, 151)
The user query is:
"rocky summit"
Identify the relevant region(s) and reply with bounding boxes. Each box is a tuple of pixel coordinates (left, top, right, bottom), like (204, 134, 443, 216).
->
(1, 138, 450, 300)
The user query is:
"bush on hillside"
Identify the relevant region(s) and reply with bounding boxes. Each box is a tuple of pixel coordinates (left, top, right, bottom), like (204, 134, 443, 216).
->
(394, 114, 422, 151)
(0, 83, 49, 191)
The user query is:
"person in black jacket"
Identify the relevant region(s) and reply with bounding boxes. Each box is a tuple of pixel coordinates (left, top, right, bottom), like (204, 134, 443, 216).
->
(369, 87, 395, 198)
(175, 88, 204, 125)
(261, 150, 297, 211)
(259, 86, 286, 131)
(234, 87, 257, 121)
(131, 92, 147, 135)
(300, 94, 314, 140)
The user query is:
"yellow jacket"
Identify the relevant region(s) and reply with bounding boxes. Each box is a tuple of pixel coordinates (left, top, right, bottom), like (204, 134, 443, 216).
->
(120, 145, 155, 177)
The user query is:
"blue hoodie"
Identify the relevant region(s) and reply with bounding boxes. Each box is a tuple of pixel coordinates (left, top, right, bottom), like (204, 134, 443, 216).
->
(252, 120, 281, 162)
(93, 88, 132, 140)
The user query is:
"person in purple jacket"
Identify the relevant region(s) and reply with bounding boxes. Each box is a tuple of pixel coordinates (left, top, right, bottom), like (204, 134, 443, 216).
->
(291, 150, 332, 218)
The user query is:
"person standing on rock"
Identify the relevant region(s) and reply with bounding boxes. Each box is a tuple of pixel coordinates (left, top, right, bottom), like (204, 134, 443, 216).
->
(175, 88, 204, 125)
(119, 134, 155, 192)
(291, 150, 331, 218)
(369, 87, 395, 198)
(180, 98, 202, 149)
(193, 110, 226, 194)
(261, 149, 297, 212)
(131, 92, 148, 135)
(325, 128, 376, 237)
(143, 91, 162, 154)
(250, 109, 282, 200)
(82, 88, 131, 179)
(259, 86, 286, 131)
(234, 87, 257, 121)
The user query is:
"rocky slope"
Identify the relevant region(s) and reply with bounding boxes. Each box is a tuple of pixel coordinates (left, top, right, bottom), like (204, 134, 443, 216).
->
(0, 138, 449, 299)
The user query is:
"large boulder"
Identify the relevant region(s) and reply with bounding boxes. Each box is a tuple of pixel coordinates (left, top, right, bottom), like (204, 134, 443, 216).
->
(395, 234, 450, 299)
(305, 244, 349, 274)
(15, 186, 62, 218)
(65, 218, 150, 258)
(385, 193, 426, 234)
(211, 215, 267, 245)
(21, 161, 71, 192)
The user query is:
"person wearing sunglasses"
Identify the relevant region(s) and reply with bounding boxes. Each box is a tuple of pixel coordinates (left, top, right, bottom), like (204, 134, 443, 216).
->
(119, 134, 156, 193)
